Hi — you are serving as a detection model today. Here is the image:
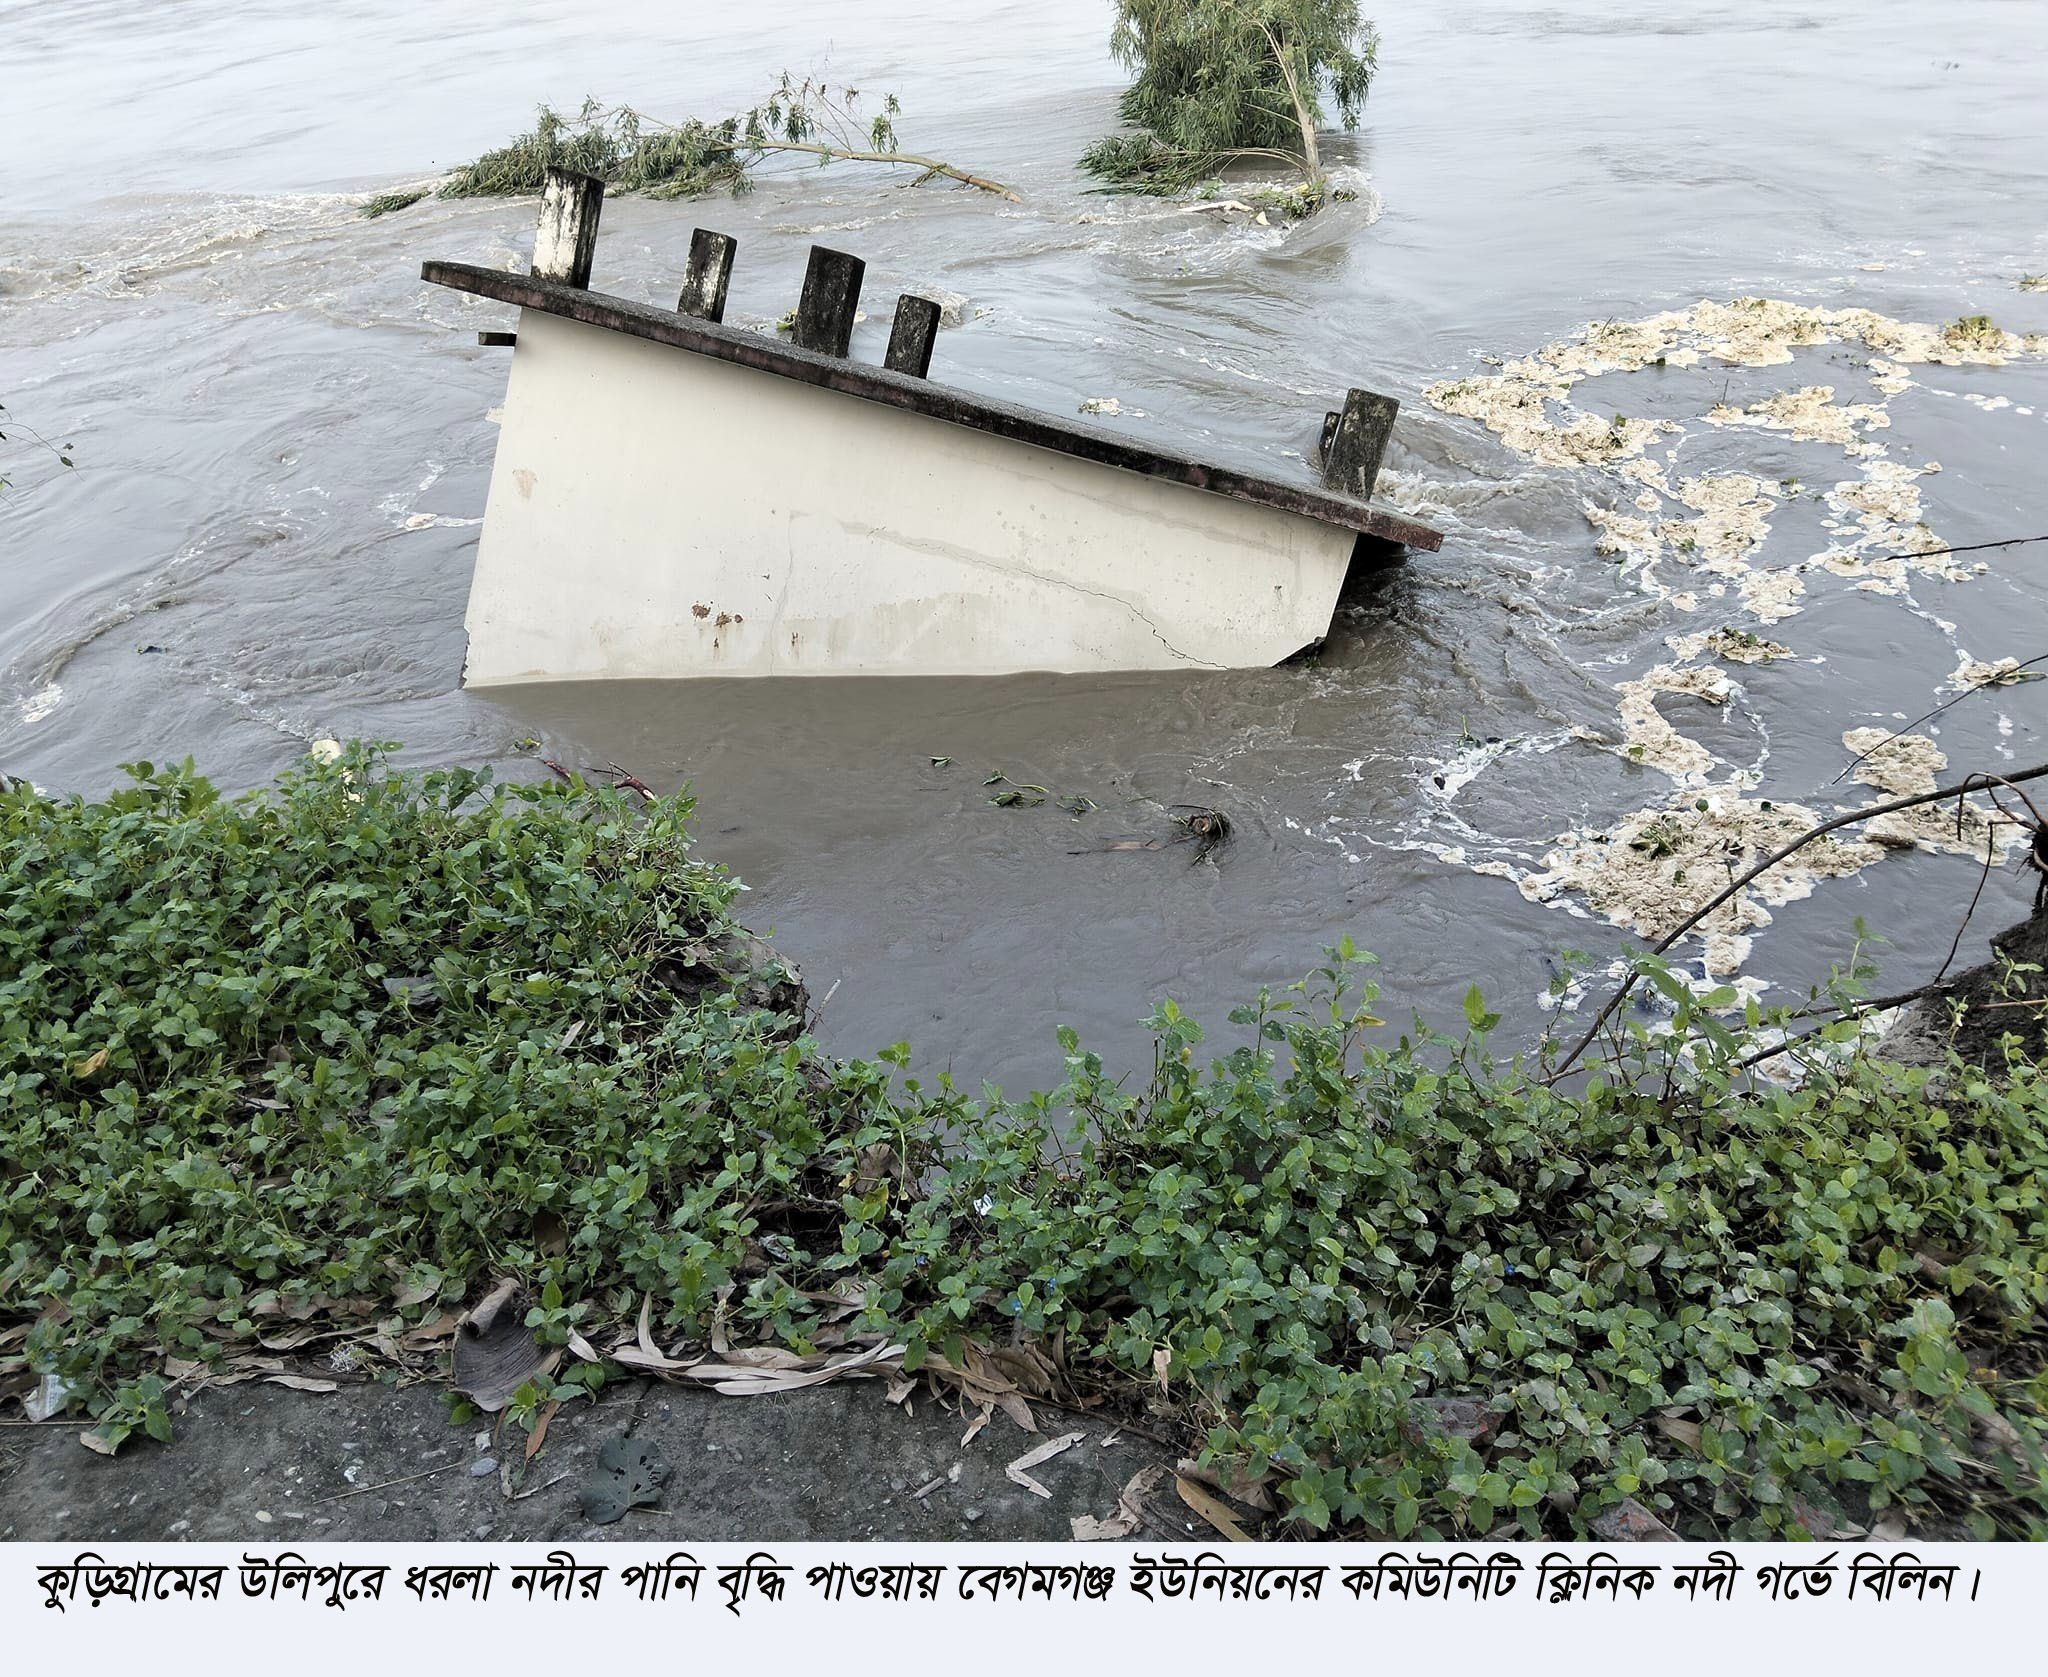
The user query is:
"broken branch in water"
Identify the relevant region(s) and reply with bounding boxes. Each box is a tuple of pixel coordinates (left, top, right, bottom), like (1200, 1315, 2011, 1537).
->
(440, 81, 1018, 206)
(1548, 761, 2048, 1082)
(1072, 805, 1232, 864)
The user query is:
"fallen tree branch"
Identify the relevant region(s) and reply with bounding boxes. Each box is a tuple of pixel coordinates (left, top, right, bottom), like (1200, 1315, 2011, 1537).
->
(443, 83, 1019, 206)
(1547, 761, 2048, 1083)
(746, 137, 1018, 200)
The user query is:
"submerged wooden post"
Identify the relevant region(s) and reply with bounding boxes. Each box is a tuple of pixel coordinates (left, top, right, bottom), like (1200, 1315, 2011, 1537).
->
(792, 246, 864, 357)
(1320, 388, 1400, 500)
(678, 229, 737, 323)
(531, 168, 605, 288)
(1314, 410, 1340, 471)
(883, 295, 942, 378)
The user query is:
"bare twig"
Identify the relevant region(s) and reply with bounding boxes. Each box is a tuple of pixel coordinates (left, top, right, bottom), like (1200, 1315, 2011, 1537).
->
(1935, 821, 2016, 985)
(312, 1459, 464, 1505)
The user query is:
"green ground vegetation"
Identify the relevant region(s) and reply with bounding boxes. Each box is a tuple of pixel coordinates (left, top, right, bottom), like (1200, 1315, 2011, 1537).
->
(3, 749, 2045, 1538)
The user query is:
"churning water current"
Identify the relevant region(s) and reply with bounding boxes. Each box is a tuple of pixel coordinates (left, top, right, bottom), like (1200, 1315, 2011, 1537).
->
(4, 0, 2047, 1090)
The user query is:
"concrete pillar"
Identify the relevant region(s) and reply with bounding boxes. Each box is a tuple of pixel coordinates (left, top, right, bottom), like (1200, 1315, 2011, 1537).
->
(883, 295, 942, 378)
(792, 246, 864, 357)
(532, 168, 604, 288)
(678, 229, 737, 324)
(1320, 388, 1400, 501)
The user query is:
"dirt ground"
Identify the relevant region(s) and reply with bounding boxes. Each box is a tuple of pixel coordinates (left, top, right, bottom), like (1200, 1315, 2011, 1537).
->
(0, 1376, 1188, 1543)
(1881, 905, 2048, 1069)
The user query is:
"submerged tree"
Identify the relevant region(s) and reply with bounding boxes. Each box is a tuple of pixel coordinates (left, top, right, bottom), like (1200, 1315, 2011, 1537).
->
(1082, 0, 1379, 203)
(418, 76, 1017, 212)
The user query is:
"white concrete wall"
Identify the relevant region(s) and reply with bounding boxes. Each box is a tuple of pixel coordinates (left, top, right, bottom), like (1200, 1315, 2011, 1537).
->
(463, 309, 1358, 684)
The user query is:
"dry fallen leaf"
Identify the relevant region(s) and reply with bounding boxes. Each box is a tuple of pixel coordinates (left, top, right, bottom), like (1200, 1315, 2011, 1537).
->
(1152, 1347, 1171, 1396)
(524, 1399, 559, 1464)
(400, 1312, 460, 1352)
(1654, 1415, 1703, 1451)
(1589, 1497, 1679, 1542)
(1175, 1473, 1253, 1542)
(962, 1402, 994, 1448)
(266, 1374, 340, 1394)
(1005, 1430, 1085, 1498)
(1072, 1463, 1168, 1540)
(1177, 1456, 1278, 1514)
(79, 1429, 119, 1457)
(680, 1340, 905, 1395)
(257, 1325, 341, 1352)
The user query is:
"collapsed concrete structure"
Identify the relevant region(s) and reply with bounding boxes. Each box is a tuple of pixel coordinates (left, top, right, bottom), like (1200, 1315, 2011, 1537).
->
(425, 169, 1442, 685)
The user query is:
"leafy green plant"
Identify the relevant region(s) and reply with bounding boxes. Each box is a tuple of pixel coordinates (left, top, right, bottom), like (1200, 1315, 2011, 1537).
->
(1944, 313, 2005, 351)
(1628, 816, 1687, 860)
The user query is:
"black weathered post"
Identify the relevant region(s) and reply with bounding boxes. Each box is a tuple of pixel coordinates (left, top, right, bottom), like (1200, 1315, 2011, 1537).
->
(791, 246, 865, 357)
(883, 295, 942, 378)
(531, 168, 605, 288)
(1320, 388, 1400, 500)
(678, 230, 737, 323)
(1313, 410, 1340, 471)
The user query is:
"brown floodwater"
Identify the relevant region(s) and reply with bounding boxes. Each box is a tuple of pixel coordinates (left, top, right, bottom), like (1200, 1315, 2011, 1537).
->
(4, 1, 2047, 1089)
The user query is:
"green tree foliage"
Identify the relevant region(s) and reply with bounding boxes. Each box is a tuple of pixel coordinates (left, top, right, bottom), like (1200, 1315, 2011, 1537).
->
(1084, 0, 1379, 196)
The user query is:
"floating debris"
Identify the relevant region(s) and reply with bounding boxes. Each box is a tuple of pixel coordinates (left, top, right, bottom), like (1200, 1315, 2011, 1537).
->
(1702, 384, 1890, 452)
(1519, 790, 1882, 980)
(1840, 729, 2012, 858)
(1422, 293, 2048, 980)
(1668, 626, 1793, 665)
(1072, 804, 1231, 865)
(1949, 653, 2034, 692)
(1601, 663, 1733, 784)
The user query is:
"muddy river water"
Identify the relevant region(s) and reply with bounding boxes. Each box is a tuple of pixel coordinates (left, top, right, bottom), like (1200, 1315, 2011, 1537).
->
(5, 1, 2047, 1089)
